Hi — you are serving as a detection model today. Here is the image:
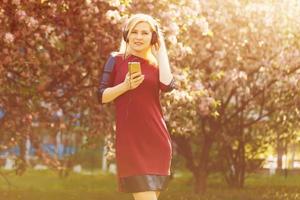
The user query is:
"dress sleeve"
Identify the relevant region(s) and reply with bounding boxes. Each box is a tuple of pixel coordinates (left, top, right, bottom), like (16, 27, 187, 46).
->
(97, 54, 116, 104)
(159, 77, 176, 93)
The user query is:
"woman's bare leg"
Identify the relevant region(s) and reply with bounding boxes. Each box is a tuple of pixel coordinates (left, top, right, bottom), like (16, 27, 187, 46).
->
(155, 191, 160, 199)
(132, 191, 157, 200)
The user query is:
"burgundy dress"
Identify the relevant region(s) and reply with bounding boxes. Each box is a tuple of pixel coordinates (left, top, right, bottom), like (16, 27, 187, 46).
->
(98, 53, 176, 193)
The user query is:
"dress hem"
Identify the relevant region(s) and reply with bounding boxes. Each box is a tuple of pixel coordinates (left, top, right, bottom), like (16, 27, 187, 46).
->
(117, 174, 171, 193)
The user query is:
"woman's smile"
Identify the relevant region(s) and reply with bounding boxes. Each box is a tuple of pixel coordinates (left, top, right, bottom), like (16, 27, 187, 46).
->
(134, 42, 144, 45)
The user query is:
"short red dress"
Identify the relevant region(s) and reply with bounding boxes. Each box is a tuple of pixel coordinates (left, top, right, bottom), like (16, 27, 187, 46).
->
(98, 53, 176, 193)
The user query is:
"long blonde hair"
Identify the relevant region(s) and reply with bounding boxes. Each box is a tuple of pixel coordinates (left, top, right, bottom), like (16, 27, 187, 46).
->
(118, 13, 171, 71)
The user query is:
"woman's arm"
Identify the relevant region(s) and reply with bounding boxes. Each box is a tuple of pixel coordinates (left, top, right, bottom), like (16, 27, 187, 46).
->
(101, 82, 129, 104)
(101, 72, 144, 104)
(98, 54, 144, 104)
(152, 40, 176, 93)
(158, 54, 174, 85)
(98, 54, 117, 104)
(157, 52, 175, 93)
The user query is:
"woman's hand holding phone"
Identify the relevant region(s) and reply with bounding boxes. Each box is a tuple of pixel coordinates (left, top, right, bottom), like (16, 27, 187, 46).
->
(124, 71, 144, 91)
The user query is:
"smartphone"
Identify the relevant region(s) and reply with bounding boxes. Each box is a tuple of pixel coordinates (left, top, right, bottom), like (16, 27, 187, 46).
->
(128, 62, 141, 75)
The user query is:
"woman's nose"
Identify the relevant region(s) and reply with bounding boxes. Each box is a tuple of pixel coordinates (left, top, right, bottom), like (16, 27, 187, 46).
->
(136, 33, 143, 39)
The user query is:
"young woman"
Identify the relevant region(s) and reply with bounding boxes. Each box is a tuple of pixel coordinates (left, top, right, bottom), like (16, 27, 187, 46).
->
(98, 13, 176, 200)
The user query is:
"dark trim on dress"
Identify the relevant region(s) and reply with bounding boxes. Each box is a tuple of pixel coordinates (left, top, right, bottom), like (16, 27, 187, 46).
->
(118, 174, 171, 193)
(98, 54, 116, 104)
(160, 77, 176, 93)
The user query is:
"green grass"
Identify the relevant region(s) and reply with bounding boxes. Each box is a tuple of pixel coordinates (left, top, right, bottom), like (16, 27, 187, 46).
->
(0, 169, 300, 200)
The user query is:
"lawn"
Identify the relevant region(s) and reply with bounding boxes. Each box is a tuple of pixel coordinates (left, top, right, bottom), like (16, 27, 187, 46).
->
(0, 169, 300, 200)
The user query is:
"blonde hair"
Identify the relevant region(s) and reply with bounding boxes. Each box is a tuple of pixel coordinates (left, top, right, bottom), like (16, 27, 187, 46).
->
(118, 13, 171, 71)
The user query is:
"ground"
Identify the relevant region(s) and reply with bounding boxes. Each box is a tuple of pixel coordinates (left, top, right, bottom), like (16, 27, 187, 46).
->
(0, 169, 300, 200)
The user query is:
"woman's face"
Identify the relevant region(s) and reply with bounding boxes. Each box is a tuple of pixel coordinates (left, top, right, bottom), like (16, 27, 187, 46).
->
(128, 22, 153, 53)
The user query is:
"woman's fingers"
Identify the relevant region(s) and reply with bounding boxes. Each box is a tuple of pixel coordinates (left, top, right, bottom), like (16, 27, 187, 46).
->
(131, 76, 144, 85)
(124, 71, 144, 90)
(123, 72, 144, 90)
(132, 75, 144, 82)
(130, 75, 144, 88)
(130, 72, 142, 79)
(130, 72, 143, 82)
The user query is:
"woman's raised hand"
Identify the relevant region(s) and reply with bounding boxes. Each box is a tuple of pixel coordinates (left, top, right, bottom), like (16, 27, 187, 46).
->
(151, 45, 159, 59)
(124, 72, 145, 91)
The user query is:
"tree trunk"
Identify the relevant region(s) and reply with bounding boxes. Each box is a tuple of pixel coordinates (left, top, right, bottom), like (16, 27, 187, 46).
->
(290, 143, 296, 169)
(223, 140, 246, 188)
(173, 132, 213, 194)
(237, 140, 245, 188)
(16, 134, 26, 175)
(194, 133, 213, 194)
(194, 170, 208, 194)
(276, 137, 284, 174)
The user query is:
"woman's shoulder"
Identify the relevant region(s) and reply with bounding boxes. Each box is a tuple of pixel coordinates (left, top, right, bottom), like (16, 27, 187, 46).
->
(148, 54, 158, 68)
(107, 52, 125, 66)
(110, 51, 124, 58)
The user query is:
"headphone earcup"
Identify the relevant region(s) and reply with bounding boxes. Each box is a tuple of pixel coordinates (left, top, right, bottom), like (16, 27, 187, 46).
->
(123, 30, 128, 42)
(151, 31, 158, 45)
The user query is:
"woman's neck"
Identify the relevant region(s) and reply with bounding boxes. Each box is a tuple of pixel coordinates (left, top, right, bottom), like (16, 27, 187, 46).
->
(128, 48, 152, 60)
(126, 48, 158, 66)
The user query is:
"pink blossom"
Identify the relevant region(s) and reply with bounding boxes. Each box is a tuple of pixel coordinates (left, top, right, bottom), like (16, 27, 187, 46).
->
(12, 0, 20, 5)
(195, 17, 209, 35)
(85, 0, 92, 5)
(94, 6, 99, 14)
(168, 23, 179, 35)
(107, 0, 120, 7)
(146, 3, 154, 10)
(193, 80, 204, 90)
(105, 10, 121, 24)
(16, 10, 27, 21)
(26, 17, 39, 28)
(118, 4, 126, 12)
(4, 32, 15, 43)
(168, 35, 177, 45)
